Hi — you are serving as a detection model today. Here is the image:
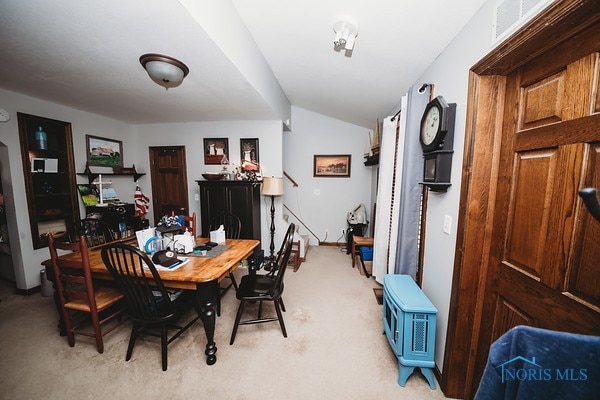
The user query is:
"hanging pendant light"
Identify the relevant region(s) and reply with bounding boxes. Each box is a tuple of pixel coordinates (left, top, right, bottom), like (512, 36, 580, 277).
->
(139, 53, 189, 89)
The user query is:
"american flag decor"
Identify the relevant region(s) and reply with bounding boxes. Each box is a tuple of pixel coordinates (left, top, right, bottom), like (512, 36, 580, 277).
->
(134, 185, 150, 217)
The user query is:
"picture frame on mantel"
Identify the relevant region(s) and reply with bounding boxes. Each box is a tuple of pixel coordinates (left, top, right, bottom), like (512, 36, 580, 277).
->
(313, 154, 351, 178)
(204, 138, 229, 165)
(86, 135, 123, 167)
(240, 138, 259, 164)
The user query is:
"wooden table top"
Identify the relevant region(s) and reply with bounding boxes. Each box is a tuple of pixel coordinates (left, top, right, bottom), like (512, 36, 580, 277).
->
(353, 236, 374, 246)
(61, 237, 260, 290)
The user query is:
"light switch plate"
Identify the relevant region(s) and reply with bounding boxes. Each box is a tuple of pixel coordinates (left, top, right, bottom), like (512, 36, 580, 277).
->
(443, 215, 452, 235)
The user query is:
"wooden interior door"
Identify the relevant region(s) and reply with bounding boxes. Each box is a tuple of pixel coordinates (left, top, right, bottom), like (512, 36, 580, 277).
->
(149, 146, 188, 223)
(477, 48, 600, 365)
(441, 3, 600, 398)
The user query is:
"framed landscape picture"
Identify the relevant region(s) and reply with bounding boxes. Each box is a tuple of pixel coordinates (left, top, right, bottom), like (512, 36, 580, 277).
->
(204, 138, 229, 165)
(313, 154, 351, 177)
(86, 135, 123, 167)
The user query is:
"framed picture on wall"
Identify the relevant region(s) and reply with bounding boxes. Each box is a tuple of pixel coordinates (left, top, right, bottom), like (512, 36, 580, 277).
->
(203, 138, 229, 165)
(240, 138, 259, 164)
(313, 154, 351, 177)
(86, 135, 123, 167)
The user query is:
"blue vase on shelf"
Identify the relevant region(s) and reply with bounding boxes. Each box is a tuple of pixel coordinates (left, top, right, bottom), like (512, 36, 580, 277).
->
(35, 126, 47, 150)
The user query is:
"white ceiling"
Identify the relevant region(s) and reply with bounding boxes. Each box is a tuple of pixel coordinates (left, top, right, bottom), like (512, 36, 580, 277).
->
(0, 0, 487, 129)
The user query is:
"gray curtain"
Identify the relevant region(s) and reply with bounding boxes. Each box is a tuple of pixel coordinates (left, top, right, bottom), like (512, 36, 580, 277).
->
(393, 84, 431, 278)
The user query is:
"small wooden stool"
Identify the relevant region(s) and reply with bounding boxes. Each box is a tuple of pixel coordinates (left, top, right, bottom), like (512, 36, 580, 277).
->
(351, 236, 373, 278)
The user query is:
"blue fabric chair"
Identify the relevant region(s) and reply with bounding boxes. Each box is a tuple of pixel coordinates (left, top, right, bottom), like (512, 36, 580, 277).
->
(474, 325, 600, 400)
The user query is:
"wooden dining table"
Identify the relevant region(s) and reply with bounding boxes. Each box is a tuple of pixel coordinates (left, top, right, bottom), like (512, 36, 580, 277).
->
(64, 237, 260, 365)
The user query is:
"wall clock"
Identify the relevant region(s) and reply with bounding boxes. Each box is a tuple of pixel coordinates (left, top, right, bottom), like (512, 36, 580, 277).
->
(0, 107, 10, 122)
(419, 96, 456, 192)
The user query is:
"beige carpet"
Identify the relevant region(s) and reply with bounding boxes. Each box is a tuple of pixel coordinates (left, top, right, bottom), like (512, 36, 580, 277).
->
(0, 245, 452, 400)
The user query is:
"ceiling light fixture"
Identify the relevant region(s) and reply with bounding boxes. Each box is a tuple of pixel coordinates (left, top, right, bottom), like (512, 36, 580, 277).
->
(139, 53, 189, 89)
(333, 19, 359, 51)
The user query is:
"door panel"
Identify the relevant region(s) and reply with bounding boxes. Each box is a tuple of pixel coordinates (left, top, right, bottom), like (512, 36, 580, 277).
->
(149, 146, 188, 223)
(505, 149, 556, 278)
(482, 52, 600, 358)
(567, 142, 600, 307)
(519, 71, 565, 130)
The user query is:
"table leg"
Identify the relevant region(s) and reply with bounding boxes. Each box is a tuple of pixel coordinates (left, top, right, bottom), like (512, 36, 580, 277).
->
(195, 280, 218, 365)
(359, 254, 371, 278)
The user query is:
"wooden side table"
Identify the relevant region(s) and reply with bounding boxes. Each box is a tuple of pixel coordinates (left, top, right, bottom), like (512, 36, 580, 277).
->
(351, 236, 373, 278)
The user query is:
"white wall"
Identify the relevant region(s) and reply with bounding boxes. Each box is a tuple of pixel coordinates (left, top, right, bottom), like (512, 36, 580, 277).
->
(414, 0, 518, 371)
(283, 106, 373, 246)
(131, 120, 283, 247)
(0, 88, 134, 290)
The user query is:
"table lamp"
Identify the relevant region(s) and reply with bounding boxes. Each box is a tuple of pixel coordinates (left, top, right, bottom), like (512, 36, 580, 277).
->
(262, 176, 284, 270)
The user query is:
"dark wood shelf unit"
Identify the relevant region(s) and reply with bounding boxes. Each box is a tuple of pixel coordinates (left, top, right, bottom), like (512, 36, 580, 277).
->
(196, 180, 261, 241)
(18, 112, 79, 249)
(364, 154, 379, 166)
(77, 171, 145, 183)
(419, 182, 452, 192)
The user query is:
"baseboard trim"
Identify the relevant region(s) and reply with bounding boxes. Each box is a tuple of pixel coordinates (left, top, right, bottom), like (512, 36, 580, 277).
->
(16, 285, 41, 296)
(319, 242, 345, 247)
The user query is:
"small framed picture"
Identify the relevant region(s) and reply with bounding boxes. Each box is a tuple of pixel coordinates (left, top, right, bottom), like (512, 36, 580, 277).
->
(240, 138, 259, 164)
(313, 154, 351, 178)
(204, 138, 229, 165)
(86, 135, 123, 167)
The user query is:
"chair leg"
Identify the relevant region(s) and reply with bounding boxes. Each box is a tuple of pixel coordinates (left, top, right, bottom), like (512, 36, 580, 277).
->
(161, 324, 168, 371)
(229, 273, 238, 291)
(274, 299, 287, 338)
(126, 323, 140, 361)
(257, 300, 263, 320)
(216, 291, 221, 317)
(91, 316, 104, 354)
(230, 299, 246, 345)
(62, 309, 75, 347)
(280, 296, 286, 312)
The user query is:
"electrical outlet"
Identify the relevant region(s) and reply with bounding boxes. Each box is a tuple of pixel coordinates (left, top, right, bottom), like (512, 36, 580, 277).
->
(341, 229, 345, 236)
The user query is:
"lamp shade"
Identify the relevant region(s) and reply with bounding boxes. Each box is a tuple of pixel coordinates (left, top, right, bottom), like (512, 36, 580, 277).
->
(262, 177, 284, 196)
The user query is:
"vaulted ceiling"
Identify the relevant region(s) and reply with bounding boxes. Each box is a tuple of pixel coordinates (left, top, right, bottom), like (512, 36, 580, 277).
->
(0, 0, 487, 129)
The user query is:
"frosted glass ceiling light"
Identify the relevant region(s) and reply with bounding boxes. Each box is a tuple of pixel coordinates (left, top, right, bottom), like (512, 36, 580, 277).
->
(333, 20, 359, 51)
(139, 53, 189, 89)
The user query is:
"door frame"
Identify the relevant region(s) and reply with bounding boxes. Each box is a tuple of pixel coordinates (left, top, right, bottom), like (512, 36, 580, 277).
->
(440, 1, 600, 398)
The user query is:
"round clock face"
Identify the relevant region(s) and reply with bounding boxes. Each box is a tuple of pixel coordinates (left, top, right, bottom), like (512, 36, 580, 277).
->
(421, 105, 440, 146)
(0, 107, 10, 122)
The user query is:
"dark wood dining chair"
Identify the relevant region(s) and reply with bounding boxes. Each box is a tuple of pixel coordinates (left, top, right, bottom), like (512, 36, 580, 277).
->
(209, 211, 242, 240)
(48, 232, 125, 353)
(101, 243, 201, 371)
(210, 211, 242, 315)
(230, 223, 295, 345)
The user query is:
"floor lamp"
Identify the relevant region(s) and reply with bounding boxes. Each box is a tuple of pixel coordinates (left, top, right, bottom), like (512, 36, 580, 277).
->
(262, 177, 284, 270)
